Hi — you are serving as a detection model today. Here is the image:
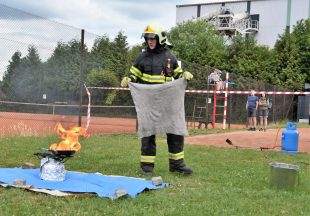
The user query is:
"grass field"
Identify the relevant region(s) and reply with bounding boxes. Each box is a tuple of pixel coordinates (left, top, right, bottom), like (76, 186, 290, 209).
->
(0, 134, 309, 215)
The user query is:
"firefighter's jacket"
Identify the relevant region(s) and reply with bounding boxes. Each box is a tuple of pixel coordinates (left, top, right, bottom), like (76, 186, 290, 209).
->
(129, 47, 183, 84)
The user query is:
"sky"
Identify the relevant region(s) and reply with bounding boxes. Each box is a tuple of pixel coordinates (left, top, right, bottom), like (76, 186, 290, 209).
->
(0, 0, 228, 78)
(3, 0, 307, 49)
(0, 0, 220, 45)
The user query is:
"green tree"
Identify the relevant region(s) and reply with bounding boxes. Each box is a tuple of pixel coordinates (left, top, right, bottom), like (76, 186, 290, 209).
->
(88, 32, 130, 80)
(45, 40, 84, 102)
(110, 32, 130, 79)
(8, 46, 43, 102)
(88, 35, 112, 71)
(169, 19, 228, 88)
(86, 68, 119, 105)
(1, 51, 22, 99)
(128, 43, 144, 65)
(274, 31, 306, 90)
(87, 32, 131, 105)
(25, 46, 43, 102)
(169, 19, 228, 68)
(228, 35, 279, 88)
(291, 19, 310, 83)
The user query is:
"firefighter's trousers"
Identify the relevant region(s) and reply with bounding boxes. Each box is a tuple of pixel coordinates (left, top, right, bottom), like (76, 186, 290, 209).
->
(140, 133, 185, 168)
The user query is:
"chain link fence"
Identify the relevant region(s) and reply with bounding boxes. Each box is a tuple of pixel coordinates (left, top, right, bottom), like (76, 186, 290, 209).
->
(0, 4, 98, 136)
(0, 4, 302, 137)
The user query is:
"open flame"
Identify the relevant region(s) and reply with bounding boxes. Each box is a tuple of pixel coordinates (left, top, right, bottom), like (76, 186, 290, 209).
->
(49, 123, 88, 152)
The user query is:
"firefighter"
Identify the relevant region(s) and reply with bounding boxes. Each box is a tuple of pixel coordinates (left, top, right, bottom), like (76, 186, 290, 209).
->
(121, 24, 193, 175)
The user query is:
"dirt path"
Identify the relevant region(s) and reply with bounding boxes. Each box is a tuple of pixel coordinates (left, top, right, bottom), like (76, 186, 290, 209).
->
(185, 128, 310, 153)
(0, 112, 136, 136)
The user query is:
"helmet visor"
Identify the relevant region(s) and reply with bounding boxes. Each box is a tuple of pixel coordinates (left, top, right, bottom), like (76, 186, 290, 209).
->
(142, 33, 156, 39)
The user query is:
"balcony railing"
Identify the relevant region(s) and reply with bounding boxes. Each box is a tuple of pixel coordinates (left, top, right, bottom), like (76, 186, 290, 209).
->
(209, 16, 259, 35)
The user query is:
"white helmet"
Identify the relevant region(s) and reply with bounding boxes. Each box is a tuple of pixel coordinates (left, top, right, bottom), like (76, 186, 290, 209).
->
(142, 24, 172, 47)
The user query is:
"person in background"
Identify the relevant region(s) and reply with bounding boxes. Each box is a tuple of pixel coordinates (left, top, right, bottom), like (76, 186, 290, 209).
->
(258, 92, 269, 131)
(246, 90, 258, 131)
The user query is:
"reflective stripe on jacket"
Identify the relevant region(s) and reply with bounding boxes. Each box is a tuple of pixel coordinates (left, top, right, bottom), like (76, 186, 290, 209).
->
(129, 47, 183, 84)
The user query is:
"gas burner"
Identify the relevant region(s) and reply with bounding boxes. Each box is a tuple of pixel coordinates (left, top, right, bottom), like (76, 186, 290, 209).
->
(34, 149, 75, 163)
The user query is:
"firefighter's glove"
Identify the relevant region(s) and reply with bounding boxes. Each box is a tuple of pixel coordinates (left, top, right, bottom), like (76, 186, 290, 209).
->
(121, 77, 131, 87)
(182, 71, 193, 80)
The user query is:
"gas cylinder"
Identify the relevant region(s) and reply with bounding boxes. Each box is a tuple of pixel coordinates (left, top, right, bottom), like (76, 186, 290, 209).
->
(281, 122, 299, 154)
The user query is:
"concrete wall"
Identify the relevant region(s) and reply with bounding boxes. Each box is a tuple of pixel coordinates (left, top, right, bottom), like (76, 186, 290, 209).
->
(200, 4, 221, 16)
(290, 0, 309, 27)
(225, 1, 247, 13)
(176, 5, 198, 23)
(251, 0, 287, 46)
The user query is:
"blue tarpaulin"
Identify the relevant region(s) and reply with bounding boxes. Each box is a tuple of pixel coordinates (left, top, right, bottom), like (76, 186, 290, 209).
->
(0, 168, 167, 199)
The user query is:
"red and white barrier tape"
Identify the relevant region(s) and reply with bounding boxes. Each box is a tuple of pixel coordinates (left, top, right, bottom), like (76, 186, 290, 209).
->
(88, 87, 128, 91)
(186, 90, 310, 95)
(88, 86, 310, 95)
(84, 84, 91, 130)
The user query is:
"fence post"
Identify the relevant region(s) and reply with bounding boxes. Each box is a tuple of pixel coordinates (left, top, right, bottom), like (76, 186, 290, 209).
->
(228, 92, 232, 129)
(78, 29, 85, 127)
(283, 94, 286, 120)
(272, 86, 276, 124)
(205, 73, 209, 130)
(222, 72, 229, 129)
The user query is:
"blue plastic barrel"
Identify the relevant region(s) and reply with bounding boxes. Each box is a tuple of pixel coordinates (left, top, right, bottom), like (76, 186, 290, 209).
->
(281, 122, 299, 154)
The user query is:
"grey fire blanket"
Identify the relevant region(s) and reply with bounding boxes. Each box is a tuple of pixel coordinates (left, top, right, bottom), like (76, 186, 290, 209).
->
(129, 78, 188, 138)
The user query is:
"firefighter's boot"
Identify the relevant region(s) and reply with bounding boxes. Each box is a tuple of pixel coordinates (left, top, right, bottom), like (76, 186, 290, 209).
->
(140, 163, 154, 174)
(167, 134, 193, 175)
(140, 135, 156, 174)
(169, 159, 193, 175)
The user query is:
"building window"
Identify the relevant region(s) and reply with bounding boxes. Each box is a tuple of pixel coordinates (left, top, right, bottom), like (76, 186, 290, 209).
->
(250, 14, 259, 21)
(250, 14, 259, 29)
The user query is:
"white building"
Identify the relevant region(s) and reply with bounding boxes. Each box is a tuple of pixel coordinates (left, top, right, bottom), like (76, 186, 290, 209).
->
(176, 0, 310, 47)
